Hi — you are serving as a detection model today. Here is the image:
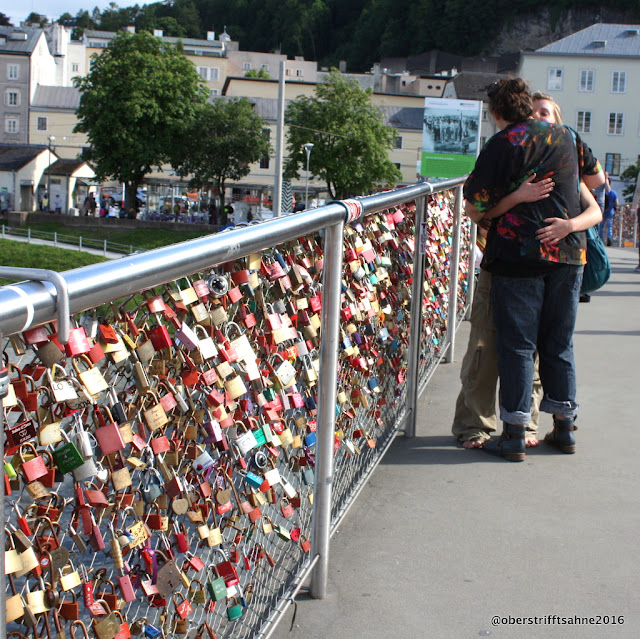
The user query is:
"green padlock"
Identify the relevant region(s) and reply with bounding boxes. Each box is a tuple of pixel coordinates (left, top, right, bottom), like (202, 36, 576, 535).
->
(4, 461, 17, 479)
(226, 596, 243, 621)
(52, 431, 85, 475)
(263, 388, 276, 402)
(206, 570, 227, 602)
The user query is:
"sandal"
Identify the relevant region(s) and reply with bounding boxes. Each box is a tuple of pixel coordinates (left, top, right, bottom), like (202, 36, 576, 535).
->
(483, 424, 526, 462)
(544, 418, 577, 454)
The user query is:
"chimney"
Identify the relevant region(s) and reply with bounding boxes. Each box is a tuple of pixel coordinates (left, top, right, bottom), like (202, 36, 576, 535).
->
(126, 25, 135, 34)
(153, 29, 163, 37)
(339, 60, 347, 73)
(207, 31, 216, 41)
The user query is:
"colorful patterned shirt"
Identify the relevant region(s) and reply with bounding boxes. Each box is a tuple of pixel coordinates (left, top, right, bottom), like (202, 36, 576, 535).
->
(464, 118, 585, 275)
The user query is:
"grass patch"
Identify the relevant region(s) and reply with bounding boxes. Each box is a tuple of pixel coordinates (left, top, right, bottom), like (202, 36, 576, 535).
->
(0, 239, 106, 285)
(22, 223, 211, 250)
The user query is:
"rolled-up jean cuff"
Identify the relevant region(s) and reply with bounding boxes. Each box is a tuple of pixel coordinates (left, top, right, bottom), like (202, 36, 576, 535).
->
(540, 398, 579, 419)
(499, 408, 531, 425)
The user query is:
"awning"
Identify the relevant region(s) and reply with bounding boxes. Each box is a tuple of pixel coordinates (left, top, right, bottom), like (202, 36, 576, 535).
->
(76, 178, 102, 186)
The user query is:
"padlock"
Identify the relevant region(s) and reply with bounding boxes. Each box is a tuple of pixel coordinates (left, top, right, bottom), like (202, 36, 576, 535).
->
(226, 596, 243, 621)
(173, 592, 193, 619)
(52, 430, 85, 475)
(72, 354, 109, 395)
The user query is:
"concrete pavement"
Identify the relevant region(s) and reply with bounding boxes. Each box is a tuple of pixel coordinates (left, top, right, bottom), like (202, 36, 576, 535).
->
(271, 246, 640, 639)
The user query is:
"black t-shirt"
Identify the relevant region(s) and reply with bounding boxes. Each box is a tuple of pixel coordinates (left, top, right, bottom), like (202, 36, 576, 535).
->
(464, 118, 585, 276)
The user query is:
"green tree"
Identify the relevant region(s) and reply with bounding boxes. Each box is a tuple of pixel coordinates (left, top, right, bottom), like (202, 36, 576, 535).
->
(25, 12, 48, 27)
(171, 97, 272, 221)
(0, 12, 12, 26)
(284, 70, 402, 199)
(73, 31, 207, 212)
(244, 67, 271, 79)
(620, 161, 640, 203)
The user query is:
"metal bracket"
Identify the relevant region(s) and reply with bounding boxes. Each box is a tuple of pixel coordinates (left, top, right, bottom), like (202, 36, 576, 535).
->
(0, 268, 70, 343)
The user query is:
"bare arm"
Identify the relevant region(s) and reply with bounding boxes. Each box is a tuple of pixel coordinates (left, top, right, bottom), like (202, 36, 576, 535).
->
(465, 173, 554, 228)
(536, 183, 603, 245)
(583, 170, 605, 191)
(483, 174, 554, 220)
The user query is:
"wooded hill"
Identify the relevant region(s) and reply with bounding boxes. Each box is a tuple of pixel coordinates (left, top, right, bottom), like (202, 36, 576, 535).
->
(34, 1, 640, 72)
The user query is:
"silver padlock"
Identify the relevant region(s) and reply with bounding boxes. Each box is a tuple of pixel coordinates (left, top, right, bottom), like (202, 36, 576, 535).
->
(207, 273, 229, 297)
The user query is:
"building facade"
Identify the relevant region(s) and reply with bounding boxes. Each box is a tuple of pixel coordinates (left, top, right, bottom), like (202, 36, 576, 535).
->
(519, 23, 640, 180)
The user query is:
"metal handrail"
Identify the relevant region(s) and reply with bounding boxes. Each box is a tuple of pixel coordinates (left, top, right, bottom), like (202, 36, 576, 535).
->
(0, 177, 469, 630)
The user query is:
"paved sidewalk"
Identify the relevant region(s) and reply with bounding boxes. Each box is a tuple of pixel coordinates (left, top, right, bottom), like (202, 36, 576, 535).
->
(271, 247, 640, 639)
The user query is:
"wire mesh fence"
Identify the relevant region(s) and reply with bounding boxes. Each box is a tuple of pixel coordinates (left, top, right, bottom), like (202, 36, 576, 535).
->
(1, 181, 469, 639)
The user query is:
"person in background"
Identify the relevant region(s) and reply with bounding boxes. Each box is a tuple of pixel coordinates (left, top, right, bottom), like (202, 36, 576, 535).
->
(54, 193, 62, 214)
(42, 193, 49, 214)
(453, 91, 603, 450)
(601, 172, 618, 246)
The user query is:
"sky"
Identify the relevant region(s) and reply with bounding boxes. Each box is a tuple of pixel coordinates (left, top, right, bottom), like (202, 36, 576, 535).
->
(5, 1, 154, 25)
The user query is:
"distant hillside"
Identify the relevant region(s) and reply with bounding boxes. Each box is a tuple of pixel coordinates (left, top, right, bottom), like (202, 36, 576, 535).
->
(47, 1, 640, 72)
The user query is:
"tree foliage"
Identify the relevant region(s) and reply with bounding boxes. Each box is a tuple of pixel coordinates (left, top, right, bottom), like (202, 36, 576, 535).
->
(245, 67, 271, 79)
(620, 161, 640, 203)
(0, 12, 12, 26)
(170, 97, 272, 218)
(65, 1, 640, 71)
(284, 71, 402, 199)
(73, 31, 207, 211)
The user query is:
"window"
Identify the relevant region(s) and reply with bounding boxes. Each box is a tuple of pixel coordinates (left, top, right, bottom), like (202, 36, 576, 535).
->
(7, 64, 18, 80)
(261, 64, 269, 73)
(198, 67, 219, 82)
(605, 153, 621, 176)
(5, 117, 18, 133)
(6, 90, 19, 106)
(393, 162, 401, 170)
(37, 116, 47, 131)
(210, 89, 219, 97)
(611, 71, 626, 93)
(579, 69, 594, 92)
(72, 63, 79, 72)
(394, 136, 403, 149)
(576, 111, 591, 134)
(296, 69, 303, 77)
(259, 155, 270, 169)
(608, 112, 624, 135)
(482, 109, 488, 121)
(243, 62, 252, 71)
(547, 67, 563, 90)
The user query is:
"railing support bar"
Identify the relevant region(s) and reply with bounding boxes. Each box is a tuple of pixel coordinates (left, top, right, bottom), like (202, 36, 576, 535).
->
(444, 185, 463, 363)
(310, 219, 344, 599)
(404, 193, 430, 438)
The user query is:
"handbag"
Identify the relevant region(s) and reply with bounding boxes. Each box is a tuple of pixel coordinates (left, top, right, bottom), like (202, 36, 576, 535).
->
(581, 225, 611, 293)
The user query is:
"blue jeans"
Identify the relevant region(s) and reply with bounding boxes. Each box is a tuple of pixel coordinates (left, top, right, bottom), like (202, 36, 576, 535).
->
(491, 265, 583, 425)
(599, 214, 613, 241)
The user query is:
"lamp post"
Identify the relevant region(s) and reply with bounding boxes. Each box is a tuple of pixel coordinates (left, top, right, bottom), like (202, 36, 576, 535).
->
(303, 142, 314, 210)
(47, 135, 55, 213)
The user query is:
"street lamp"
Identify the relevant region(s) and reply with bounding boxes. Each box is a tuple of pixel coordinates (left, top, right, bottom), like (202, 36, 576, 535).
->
(47, 135, 55, 213)
(302, 142, 314, 210)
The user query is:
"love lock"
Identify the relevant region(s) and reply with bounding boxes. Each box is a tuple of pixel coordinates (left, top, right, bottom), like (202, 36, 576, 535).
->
(207, 273, 229, 297)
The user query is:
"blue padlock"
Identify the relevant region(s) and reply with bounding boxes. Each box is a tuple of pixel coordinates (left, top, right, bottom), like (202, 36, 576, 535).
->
(304, 431, 316, 448)
(144, 623, 162, 638)
(244, 471, 263, 489)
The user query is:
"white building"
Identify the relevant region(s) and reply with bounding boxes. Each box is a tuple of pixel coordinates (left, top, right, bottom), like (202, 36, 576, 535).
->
(519, 23, 640, 180)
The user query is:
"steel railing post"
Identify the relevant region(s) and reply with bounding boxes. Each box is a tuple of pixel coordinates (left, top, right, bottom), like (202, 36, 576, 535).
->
(444, 185, 463, 363)
(310, 220, 344, 599)
(404, 193, 430, 438)
(465, 222, 477, 320)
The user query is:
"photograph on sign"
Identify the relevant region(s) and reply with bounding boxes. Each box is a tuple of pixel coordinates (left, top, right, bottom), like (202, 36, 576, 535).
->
(420, 98, 482, 179)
